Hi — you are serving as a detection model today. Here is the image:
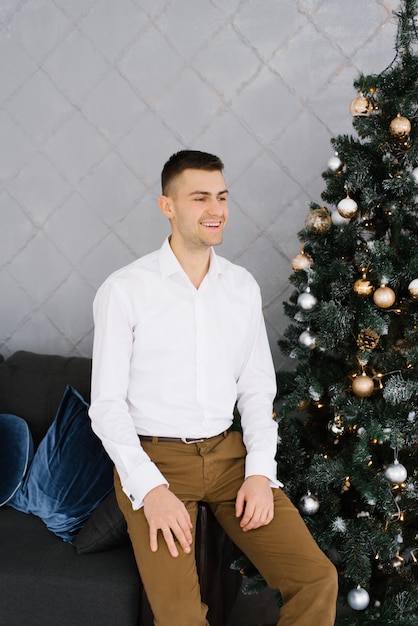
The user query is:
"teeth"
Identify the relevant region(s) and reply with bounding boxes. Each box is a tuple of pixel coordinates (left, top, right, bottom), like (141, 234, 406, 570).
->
(202, 222, 220, 227)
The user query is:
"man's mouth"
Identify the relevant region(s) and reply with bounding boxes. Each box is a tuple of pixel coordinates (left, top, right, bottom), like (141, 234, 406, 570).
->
(201, 221, 222, 228)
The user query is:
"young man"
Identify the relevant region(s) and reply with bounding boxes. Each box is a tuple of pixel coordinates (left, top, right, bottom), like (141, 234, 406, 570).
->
(89, 150, 338, 625)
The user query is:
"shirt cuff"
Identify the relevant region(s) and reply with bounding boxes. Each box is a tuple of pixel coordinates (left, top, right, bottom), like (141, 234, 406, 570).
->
(245, 450, 283, 488)
(122, 459, 169, 510)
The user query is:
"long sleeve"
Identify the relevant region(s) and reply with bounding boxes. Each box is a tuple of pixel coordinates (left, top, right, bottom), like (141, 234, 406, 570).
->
(235, 283, 282, 487)
(89, 277, 168, 509)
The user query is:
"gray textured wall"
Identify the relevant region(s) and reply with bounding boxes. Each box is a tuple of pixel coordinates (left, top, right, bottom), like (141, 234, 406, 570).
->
(1, 0, 400, 367)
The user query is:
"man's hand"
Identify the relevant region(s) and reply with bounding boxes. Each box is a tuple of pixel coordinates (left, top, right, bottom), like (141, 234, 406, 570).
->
(143, 485, 193, 557)
(235, 475, 274, 532)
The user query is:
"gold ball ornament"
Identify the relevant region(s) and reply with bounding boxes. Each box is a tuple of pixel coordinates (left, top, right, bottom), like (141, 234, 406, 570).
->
(408, 278, 418, 299)
(337, 194, 358, 219)
(291, 251, 313, 271)
(352, 372, 375, 397)
(353, 274, 374, 297)
(349, 94, 372, 117)
(304, 206, 332, 233)
(389, 113, 411, 138)
(373, 284, 396, 309)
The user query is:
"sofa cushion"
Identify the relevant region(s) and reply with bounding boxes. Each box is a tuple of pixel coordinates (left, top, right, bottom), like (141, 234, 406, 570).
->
(0, 351, 92, 448)
(74, 489, 129, 554)
(8, 385, 114, 542)
(0, 413, 34, 506)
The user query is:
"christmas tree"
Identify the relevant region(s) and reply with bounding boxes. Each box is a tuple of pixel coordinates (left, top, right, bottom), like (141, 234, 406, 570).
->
(270, 0, 418, 623)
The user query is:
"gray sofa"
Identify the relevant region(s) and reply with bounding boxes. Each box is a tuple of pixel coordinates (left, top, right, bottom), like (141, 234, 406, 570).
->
(0, 351, 241, 626)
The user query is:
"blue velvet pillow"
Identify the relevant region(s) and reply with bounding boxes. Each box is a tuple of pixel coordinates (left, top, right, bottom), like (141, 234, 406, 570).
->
(8, 386, 114, 542)
(0, 413, 34, 506)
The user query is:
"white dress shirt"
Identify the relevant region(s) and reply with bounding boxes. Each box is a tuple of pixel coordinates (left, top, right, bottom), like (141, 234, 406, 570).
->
(89, 237, 280, 509)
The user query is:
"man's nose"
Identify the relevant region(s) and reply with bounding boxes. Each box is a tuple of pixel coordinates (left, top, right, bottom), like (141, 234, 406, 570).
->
(208, 198, 224, 215)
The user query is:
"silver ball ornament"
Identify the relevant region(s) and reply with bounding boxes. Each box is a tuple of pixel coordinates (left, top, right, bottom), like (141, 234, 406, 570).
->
(327, 154, 343, 172)
(412, 167, 418, 184)
(384, 460, 407, 484)
(298, 329, 317, 350)
(347, 586, 370, 611)
(298, 492, 320, 515)
(297, 290, 317, 311)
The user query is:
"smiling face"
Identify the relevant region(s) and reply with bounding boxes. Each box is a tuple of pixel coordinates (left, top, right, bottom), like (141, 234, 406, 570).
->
(158, 168, 229, 254)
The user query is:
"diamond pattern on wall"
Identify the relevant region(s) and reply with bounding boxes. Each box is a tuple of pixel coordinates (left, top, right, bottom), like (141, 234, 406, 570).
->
(11, 0, 71, 62)
(43, 29, 109, 104)
(78, 0, 148, 62)
(0, 0, 401, 366)
(8, 153, 73, 223)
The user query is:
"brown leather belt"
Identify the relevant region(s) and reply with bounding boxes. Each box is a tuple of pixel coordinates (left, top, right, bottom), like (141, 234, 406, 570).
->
(138, 430, 230, 445)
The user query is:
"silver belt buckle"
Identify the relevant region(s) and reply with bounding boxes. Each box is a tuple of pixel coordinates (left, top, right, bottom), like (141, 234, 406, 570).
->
(181, 437, 205, 444)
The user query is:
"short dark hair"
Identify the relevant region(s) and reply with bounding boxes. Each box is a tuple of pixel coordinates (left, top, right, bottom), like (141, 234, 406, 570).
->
(161, 150, 224, 196)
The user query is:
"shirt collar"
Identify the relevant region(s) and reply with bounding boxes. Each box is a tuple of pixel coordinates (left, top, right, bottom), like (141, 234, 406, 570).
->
(159, 236, 222, 282)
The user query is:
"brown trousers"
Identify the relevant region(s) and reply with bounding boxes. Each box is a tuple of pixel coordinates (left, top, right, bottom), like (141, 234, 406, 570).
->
(114, 431, 338, 626)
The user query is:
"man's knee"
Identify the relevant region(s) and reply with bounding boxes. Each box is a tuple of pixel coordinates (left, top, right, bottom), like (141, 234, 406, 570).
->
(293, 555, 338, 607)
(317, 556, 339, 595)
(152, 599, 208, 626)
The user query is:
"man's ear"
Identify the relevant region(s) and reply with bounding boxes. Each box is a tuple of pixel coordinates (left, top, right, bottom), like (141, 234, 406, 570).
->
(158, 194, 173, 219)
